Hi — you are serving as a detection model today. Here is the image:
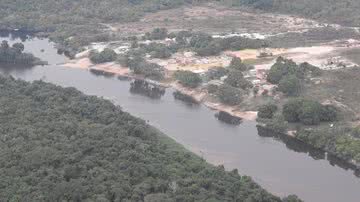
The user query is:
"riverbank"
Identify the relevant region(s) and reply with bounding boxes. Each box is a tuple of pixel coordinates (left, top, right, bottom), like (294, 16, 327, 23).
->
(60, 33, 360, 122)
(4, 61, 360, 202)
(61, 58, 259, 121)
(257, 123, 360, 173)
(59, 28, 360, 170)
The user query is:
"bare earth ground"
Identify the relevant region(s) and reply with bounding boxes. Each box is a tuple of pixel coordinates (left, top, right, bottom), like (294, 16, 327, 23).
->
(61, 4, 360, 121)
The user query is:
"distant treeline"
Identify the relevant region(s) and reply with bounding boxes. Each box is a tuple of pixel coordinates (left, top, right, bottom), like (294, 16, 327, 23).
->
(0, 0, 195, 55)
(0, 75, 301, 202)
(1, 0, 356, 56)
(231, 0, 360, 26)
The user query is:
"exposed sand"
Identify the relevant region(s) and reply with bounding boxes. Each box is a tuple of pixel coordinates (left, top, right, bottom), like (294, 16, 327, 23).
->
(75, 50, 90, 58)
(205, 102, 258, 121)
(147, 44, 357, 79)
(91, 62, 130, 75)
(225, 48, 287, 60)
(253, 45, 358, 71)
(61, 58, 92, 69)
(171, 82, 258, 121)
(149, 52, 231, 73)
(150, 43, 357, 75)
(61, 58, 130, 76)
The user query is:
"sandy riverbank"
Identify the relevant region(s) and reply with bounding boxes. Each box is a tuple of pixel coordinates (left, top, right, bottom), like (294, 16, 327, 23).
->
(61, 58, 259, 121)
(170, 82, 258, 121)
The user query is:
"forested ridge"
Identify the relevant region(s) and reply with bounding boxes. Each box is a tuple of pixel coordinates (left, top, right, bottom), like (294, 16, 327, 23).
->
(0, 75, 301, 201)
(235, 0, 360, 26)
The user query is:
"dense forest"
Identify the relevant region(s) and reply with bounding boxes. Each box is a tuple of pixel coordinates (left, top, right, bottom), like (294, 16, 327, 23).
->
(0, 75, 302, 202)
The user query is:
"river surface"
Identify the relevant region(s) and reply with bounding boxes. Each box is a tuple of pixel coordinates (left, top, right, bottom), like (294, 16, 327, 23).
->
(1, 33, 360, 202)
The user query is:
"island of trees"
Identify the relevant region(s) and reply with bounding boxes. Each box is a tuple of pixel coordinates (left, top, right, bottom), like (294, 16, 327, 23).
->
(0, 40, 43, 65)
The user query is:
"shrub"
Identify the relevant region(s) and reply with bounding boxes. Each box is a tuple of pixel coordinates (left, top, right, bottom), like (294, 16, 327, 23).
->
(228, 57, 248, 71)
(89, 48, 117, 64)
(131, 40, 139, 48)
(143, 43, 172, 59)
(127, 56, 164, 80)
(195, 41, 222, 56)
(224, 70, 253, 89)
(216, 84, 244, 105)
(282, 99, 337, 125)
(267, 57, 297, 84)
(266, 119, 287, 134)
(278, 75, 302, 96)
(189, 32, 213, 49)
(174, 70, 202, 88)
(258, 104, 278, 119)
(133, 63, 164, 81)
(282, 98, 305, 123)
(189, 34, 267, 56)
(351, 127, 360, 138)
(320, 105, 338, 122)
(174, 30, 193, 44)
(298, 101, 323, 125)
(267, 57, 322, 86)
(298, 62, 322, 78)
(207, 84, 219, 94)
(205, 67, 228, 81)
(144, 28, 168, 40)
(283, 195, 304, 202)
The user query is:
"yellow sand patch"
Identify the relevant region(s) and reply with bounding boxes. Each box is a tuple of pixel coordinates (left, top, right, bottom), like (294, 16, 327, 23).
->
(149, 52, 231, 73)
(225, 48, 287, 60)
(171, 82, 207, 102)
(91, 62, 130, 76)
(62, 59, 130, 76)
(61, 58, 92, 69)
(205, 102, 258, 121)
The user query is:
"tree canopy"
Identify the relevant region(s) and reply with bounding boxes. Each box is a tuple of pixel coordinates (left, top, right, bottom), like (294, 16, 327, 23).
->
(224, 70, 253, 90)
(89, 48, 117, 64)
(267, 57, 321, 96)
(216, 84, 244, 106)
(258, 104, 278, 119)
(228, 57, 248, 72)
(125, 55, 165, 80)
(0, 40, 42, 65)
(282, 98, 337, 125)
(174, 70, 202, 88)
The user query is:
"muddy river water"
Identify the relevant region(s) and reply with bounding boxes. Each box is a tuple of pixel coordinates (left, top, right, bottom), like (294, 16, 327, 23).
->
(1, 33, 360, 202)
